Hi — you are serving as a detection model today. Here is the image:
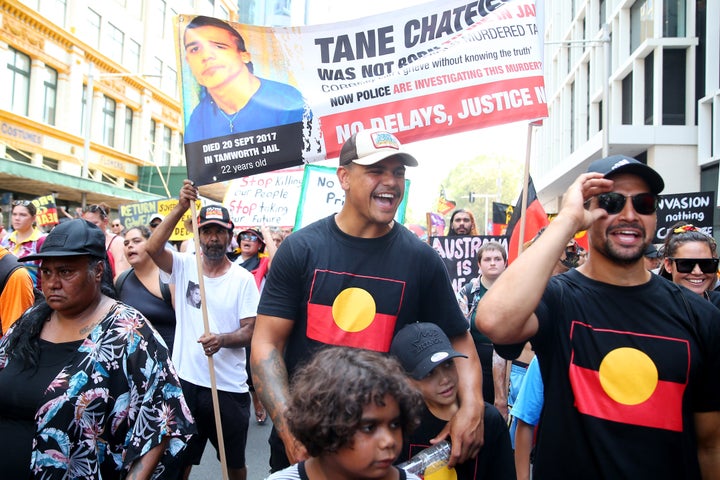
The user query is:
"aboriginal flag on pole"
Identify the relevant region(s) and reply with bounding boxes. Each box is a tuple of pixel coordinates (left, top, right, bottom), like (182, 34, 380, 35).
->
(506, 177, 549, 263)
(492, 201, 513, 235)
(306, 270, 405, 352)
(568, 321, 689, 432)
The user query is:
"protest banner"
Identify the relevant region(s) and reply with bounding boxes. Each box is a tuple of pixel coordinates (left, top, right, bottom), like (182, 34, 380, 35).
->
(118, 199, 200, 241)
(176, 0, 546, 186)
(31, 194, 58, 228)
(294, 164, 410, 229)
(654, 191, 714, 242)
(430, 234, 508, 292)
(223, 166, 304, 229)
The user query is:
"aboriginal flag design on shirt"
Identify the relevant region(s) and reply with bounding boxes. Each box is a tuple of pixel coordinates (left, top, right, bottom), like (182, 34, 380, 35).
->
(568, 321, 689, 432)
(306, 270, 405, 352)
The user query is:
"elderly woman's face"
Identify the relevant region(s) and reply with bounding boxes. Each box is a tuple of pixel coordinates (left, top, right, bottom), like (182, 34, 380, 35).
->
(40, 256, 102, 314)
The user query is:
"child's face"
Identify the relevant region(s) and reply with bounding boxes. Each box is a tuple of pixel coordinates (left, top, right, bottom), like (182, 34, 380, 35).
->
(328, 394, 403, 479)
(412, 359, 459, 409)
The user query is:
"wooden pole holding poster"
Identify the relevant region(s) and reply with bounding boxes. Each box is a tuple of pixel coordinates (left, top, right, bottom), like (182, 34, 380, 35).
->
(516, 123, 534, 257)
(189, 201, 230, 480)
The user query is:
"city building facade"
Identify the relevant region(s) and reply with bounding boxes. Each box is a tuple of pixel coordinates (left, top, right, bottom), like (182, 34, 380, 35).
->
(0, 0, 237, 219)
(536, 0, 719, 235)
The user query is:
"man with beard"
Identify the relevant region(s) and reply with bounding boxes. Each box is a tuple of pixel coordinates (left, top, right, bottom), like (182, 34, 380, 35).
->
(147, 182, 259, 480)
(252, 129, 484, 473)
(476, 156, 720, 479)
(447, 209, 479, 236)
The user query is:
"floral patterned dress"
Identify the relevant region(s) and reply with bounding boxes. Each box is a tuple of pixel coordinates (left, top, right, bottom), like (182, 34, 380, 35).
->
(0, 302, 195, 479)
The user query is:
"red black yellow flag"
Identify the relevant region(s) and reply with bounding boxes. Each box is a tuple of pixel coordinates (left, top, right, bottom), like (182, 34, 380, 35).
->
(506, 177, 549, 263)
(306, 270, 405, 351)
(568, 321, 689, 431)
(492, 201, 513, 235)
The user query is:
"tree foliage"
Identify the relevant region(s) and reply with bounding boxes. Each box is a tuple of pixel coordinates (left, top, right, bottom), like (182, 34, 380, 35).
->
(442, 154, 523, 234)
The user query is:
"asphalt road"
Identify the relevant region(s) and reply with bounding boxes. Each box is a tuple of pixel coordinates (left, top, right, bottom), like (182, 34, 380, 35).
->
(189, 397, 273, 480)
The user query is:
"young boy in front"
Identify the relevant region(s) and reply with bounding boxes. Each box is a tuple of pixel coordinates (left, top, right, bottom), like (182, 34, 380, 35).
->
(266, 346, 425, 480)
(390, 322, 516, 480)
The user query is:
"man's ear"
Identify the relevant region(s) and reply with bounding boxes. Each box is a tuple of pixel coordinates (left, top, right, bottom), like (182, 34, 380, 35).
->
(337, 165, 351, 191)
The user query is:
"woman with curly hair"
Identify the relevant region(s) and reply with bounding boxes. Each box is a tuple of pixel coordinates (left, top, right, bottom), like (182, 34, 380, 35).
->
(659, 222, 720, 308)
(267, 346, 424, 480)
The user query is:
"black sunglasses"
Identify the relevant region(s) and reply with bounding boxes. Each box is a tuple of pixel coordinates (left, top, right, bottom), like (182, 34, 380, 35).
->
(596, 192, 658, 215)
(241, 234, 259, 242)
(12, 200, 31, 206)
(670, 257, 719, 274)
(149, 222, 161, 228)
(85, 204, 107, 218)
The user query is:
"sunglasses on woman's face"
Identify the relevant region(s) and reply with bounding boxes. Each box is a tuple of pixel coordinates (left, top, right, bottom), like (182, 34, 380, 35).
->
(670, 257, 720, 274)
(595, 192, 658, 215)
(241, 234, 259, 242)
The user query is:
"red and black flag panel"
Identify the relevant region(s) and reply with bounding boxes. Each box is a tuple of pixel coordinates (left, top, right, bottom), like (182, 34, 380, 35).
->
(491, 201, 513, 235)
(506, 176, 549, 263)
(306, 270, 406, 352)
(568, 321, 689, 432)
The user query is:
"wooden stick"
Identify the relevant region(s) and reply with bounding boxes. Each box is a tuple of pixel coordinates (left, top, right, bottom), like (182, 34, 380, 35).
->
(190, 201, 229, 480)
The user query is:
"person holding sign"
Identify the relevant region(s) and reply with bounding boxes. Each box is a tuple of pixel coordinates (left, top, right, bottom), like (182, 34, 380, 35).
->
(146, 184, 259, 480)
(252, 129, 485, 473)
(182, 16, 309, 144)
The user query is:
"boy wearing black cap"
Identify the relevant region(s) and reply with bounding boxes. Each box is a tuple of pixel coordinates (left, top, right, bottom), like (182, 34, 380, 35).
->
(477, 155, 720, 479)
(391, 322, 515, 480)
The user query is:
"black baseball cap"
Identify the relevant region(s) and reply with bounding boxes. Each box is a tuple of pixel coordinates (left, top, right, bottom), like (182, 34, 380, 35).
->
(587, 155, 664, 194)
(197, 205, 234, 231)
(21, 219, 106, 261)
(390, 323, 467, 380)
(339, 129, 418, 167)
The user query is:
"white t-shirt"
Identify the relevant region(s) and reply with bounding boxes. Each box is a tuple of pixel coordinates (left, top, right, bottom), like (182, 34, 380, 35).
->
(161, 250, 259, 392)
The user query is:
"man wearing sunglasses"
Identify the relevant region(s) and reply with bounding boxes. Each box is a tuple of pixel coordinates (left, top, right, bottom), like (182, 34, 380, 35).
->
(477, 155, 720, 479)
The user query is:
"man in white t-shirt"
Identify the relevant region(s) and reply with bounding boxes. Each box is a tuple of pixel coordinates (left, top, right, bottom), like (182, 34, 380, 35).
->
(147, 180, 259, 480)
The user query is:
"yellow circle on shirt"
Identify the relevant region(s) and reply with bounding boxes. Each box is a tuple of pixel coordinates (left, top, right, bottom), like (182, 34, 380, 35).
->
(331, 287, 376, 332)
(426, 465, 457, 480)
(599, 347, 658, 405)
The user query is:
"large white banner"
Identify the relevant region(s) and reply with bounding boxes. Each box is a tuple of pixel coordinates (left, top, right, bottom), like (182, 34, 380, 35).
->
(177, 0, 546, 186)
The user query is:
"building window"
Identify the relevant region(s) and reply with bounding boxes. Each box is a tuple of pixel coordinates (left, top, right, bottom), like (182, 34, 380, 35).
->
(570, 81, 575, 152)
(150, 57, 163, 87)
(108, 23, 124, 63)
(155, 0, 166, 38)
(599, 0, 606, 28)
(124, 106, 134, 152)
(622, 73, 633, 125)
(102, 96, 116, 147)
(700, 164, 719, 243)
(165, 66, 177, 95)
(162, 126, 172, 166)
(644, 54, 654, 125)
(149, 119, 157, 158)
(662, 48, 686, 125)
(663, 0, 686, 37)
(81, 85, 87, 133)
(42, 0, 67, 27)
(128, 0, 143, 19)
(128, 39, 141, 72)
(630, 0, 653, 52)
(8, 48, 31, 116)
(42, 65, 58, 125)
(87, 8, 101, 48)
